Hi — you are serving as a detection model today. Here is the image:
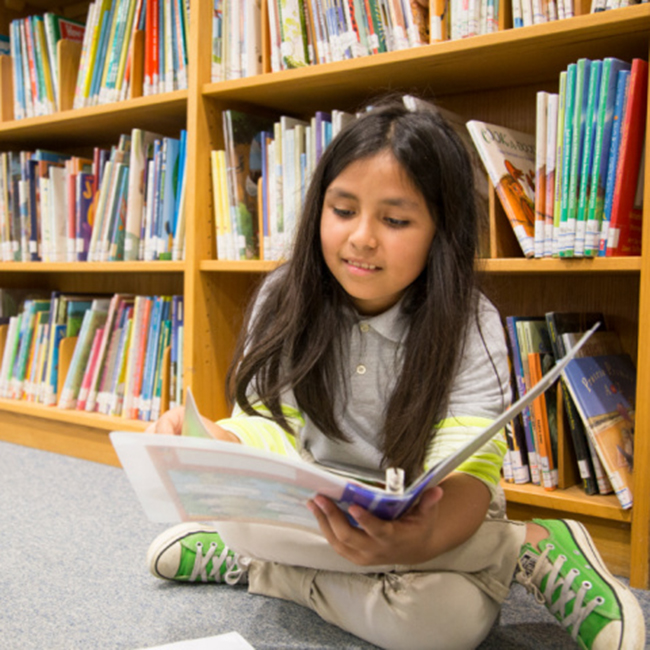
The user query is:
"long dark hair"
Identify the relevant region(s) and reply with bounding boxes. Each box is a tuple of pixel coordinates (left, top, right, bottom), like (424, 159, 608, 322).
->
(227, 96, 481, 481)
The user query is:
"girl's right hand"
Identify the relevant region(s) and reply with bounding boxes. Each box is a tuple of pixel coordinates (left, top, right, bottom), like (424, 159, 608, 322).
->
(145, 407, 186, 435)
(145, 407, 242, 443)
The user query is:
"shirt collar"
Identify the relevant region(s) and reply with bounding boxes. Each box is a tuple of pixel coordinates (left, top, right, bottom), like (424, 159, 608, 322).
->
(356, 299, 407, 343)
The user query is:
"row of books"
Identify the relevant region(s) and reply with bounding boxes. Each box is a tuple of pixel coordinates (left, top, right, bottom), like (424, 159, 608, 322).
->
(211, 107, 358, 261)
(536, 57, 647, 259)
(0, 291, 184, 422)
(512, 0, 641, 28)
(211, 0, 262, 82)
(9, 13, 85, 120)
(6, 1, 190, 120)
(465, 56, 647, 259)
(267, 0, 429, 72)
(73, 0, 189, 107)
(0, 128, 187, 263)
(503, 311, 636, 510)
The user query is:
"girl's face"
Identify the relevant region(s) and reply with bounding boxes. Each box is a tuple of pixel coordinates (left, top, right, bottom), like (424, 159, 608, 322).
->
(320, 151, 435, 315)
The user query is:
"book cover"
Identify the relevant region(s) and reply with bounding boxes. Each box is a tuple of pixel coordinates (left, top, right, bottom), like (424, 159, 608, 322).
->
(466, 120, 535, 258)
(562, 354, 636, 509)
(605, 58, 648, 257)
(112, 331, 597, 529)
(585, 58, 630, 256)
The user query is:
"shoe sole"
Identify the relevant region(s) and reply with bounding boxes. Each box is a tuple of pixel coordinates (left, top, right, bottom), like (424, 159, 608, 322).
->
(147, 522, 218, 580)
(563, 519, 646, 650)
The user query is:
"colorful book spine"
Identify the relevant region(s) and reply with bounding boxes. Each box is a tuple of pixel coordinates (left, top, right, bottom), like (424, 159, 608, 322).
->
(598, 68, 630, 256)
(605, 58, 648, 257)
(574, 59, 602, 258)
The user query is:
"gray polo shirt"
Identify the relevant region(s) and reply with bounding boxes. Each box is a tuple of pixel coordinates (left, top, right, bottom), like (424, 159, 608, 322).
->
(235, 272, 510, 485)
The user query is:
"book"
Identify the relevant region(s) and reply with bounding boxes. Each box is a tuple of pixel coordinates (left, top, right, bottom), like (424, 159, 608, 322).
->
(562, 354, 636, 509)
(534, 91, 548, 258)
(545, 311, 609, 495)
(466, 120, 535, 258)
(516, 318, 558, 490)
(544, 92, 559, 257)
(584, 58, 630, 257)
(528, 351, 558, 490)
(222, 110, 276, 260)
(598, 68, 630, 256)
(505, 315, 540, 484)
(574, 59, 602, 257)
(124, 128, 163, 261)
(58, 298, 111, 409)
(558, 61, 577, 257)
(605, 58, 648, 257)
(111, 325, 597, 529)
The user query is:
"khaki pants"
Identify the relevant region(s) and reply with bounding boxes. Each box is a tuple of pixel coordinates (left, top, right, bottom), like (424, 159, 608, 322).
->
(218, 518, 526, 650)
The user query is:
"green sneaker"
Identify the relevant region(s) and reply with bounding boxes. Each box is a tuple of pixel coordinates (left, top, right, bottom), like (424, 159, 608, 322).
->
(147, 523, 250, 584)
(515, 519, 645, 649)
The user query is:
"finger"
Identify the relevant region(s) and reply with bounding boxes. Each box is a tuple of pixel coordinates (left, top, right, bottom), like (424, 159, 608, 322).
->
(310, 497, 366, 547)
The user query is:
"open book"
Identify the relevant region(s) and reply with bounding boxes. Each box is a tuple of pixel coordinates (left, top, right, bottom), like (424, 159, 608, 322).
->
(111, 324, 598, 533)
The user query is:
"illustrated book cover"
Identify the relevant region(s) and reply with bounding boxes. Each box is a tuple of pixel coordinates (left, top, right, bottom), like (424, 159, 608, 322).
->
(111, 325, 598, 531)
(562, 353, 636, 509)
(466, 120, 536, 258)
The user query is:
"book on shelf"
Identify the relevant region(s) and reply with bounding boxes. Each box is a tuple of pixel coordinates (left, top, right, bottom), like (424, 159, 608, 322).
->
(574, 59, 602, 258)
(58, 298, 111, 409)
(545, 311, 613, 496)
(562, 353, 636, 510)
(466, 120, 536, 258)
(517, 318, 558, 490)
(505, 316, 540, 484)
(111, 327, 596, 529)
(605, 58, 648, 258)
(544, 92, 559, 257)
(557, 61, 577, 257)
(221, 109, 276, 261)
(598, 68, 630, 256)
(585, 58, 631, 256)
(534, 91, 548, 258)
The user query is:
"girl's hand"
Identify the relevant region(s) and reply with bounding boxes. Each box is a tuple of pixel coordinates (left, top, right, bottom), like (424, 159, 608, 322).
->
(145, 407, 241, 443)
(307, 486, 444, 566)
(145, 406, 186, 435)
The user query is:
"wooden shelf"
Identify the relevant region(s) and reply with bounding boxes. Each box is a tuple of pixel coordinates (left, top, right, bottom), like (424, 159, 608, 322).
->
(200, 260, 281, 272)
(0, 261, 186, 273)
(479, 256, 642, 273)
(0, 397, 147, 431)
(199, 257, 640, 274)
(503, 481, 632, 522)
(0, 90, 188, 148)
(202, 6, 650, 114)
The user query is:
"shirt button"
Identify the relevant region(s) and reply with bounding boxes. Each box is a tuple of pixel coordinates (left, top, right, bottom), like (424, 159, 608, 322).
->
(360, 323, 370, 333)
(356, 364, 367, 375)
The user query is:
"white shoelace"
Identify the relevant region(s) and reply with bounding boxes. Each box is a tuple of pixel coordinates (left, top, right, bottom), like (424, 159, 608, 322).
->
(517, 545, 605, 641)
(189, 541, 249, 585)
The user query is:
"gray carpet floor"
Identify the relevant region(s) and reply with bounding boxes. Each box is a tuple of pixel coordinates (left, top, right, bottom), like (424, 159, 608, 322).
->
(1, 440, 649, 650)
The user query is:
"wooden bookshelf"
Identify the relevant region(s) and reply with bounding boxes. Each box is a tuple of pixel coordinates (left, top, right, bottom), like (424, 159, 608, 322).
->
(0, 0, 649, 588)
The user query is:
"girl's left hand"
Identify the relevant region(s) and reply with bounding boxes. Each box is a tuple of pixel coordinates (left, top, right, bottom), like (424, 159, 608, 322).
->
(307, 486, 444, 566)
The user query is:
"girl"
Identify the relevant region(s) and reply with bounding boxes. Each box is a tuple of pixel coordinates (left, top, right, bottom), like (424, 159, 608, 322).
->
(146, 97, 643, 650)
